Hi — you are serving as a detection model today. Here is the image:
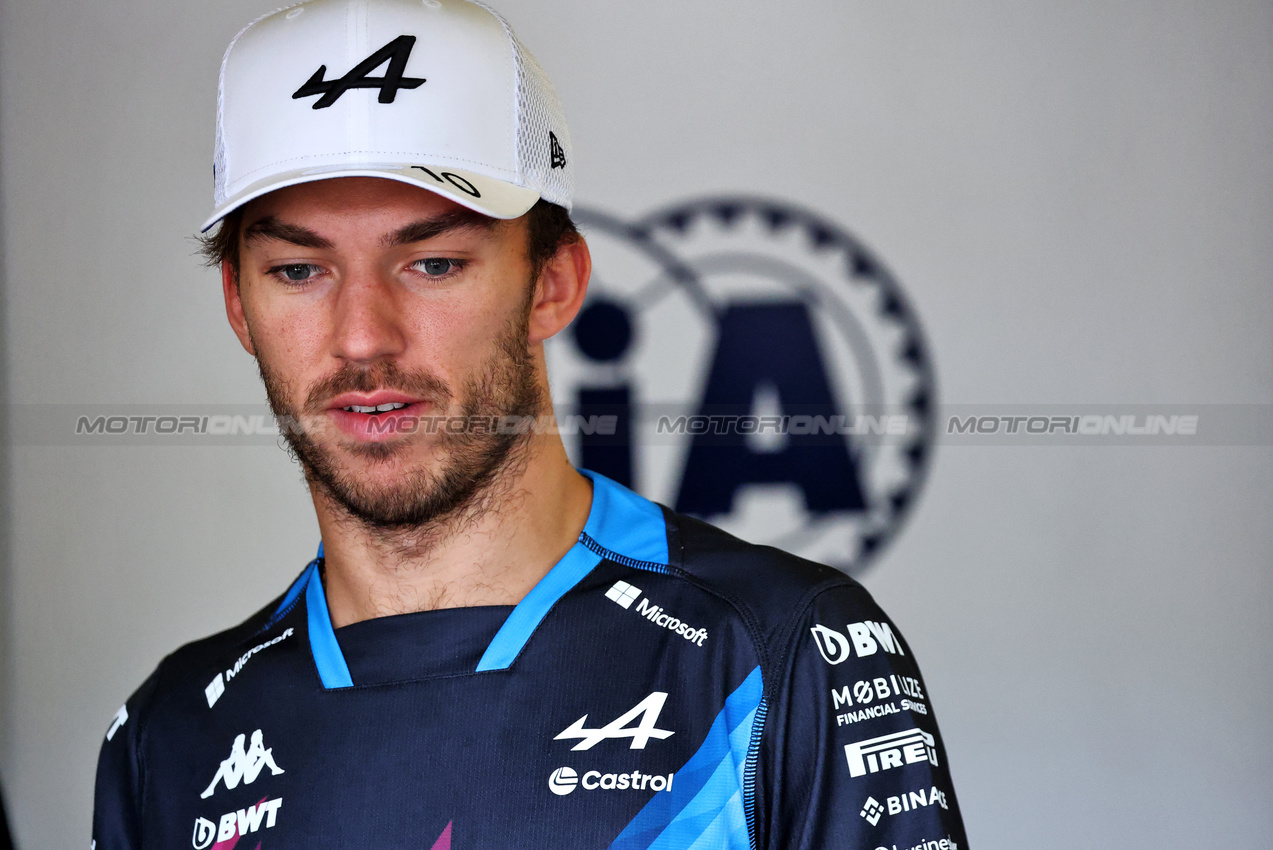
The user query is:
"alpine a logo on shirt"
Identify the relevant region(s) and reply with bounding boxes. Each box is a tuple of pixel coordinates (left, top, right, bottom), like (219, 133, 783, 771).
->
(200, 729, 285, 798)
(810, 620, 904, 665)
(555, 692, 674, 750)
(205, 627, 294, 708)
(192, 798, 282, 849)
(547, 765, 674, 796)
(605, 580, 708, 646)
(843, 727, 938, 778)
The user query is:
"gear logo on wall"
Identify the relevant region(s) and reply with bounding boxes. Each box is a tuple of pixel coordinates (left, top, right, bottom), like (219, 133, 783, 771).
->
(547, 197, 936, 575)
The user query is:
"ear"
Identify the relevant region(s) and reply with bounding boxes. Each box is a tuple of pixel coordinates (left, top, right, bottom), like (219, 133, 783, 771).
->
(222, 263, 256, 356)
(528, 237, 591, 345)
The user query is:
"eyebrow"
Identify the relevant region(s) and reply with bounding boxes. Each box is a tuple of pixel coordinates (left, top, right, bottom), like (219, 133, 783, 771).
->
(242, 216, 334, 250)
(383, 209, 500, 247)
(241, 209, 500, 251)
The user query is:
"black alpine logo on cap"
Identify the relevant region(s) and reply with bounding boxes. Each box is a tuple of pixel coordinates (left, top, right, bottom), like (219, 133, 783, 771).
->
(293, 35, 425, 109)
(550, 131, 567, 169)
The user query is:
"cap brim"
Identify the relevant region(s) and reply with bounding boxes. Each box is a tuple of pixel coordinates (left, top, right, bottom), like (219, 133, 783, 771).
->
(201, 164, 541, 232)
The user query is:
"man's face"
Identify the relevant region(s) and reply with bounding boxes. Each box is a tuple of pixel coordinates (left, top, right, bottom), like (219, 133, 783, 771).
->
(226, 177, 545, 529)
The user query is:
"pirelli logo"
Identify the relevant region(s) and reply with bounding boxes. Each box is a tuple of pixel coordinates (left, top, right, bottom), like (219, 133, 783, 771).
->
(843, 727, 938, 778)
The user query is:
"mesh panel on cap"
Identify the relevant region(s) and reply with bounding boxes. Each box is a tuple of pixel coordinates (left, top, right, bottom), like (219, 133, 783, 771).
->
(474, 1, 574, 211)
(513, 37, 574, 210)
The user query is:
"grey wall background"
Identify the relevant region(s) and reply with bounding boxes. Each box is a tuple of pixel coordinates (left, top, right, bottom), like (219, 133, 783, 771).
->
(1, 1, 1270, 847)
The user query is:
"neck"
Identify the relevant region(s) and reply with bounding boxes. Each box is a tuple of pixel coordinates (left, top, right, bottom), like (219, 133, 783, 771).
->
(311, 433, 592, 628)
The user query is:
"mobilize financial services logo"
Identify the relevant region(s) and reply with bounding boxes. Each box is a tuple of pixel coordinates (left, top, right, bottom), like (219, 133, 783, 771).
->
(606, 580, 708, 646)
(810, 620, 904, 665)
(192, 798, 282, 849)
(832, 674, 928, 727)
(551, 199, 936, 576)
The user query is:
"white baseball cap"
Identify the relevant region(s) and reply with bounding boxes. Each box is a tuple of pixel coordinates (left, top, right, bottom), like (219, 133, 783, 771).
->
(203, 0, 573, 231)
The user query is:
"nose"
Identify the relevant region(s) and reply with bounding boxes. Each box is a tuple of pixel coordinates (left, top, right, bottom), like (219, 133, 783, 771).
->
(329, 266, 407, 364)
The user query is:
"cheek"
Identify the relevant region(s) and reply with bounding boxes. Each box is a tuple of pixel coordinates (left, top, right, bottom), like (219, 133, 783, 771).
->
(242, 298, 329, 381)
(411, 288, 525, 371)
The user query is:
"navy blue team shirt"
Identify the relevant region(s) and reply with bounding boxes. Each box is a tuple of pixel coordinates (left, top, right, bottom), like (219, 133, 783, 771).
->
(94, 470, 968, 849)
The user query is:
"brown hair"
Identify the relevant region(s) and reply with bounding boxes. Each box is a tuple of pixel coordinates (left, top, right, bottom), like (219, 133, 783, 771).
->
(198, 197, 580, 286)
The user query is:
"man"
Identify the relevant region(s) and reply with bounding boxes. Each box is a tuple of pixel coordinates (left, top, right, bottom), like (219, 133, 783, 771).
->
(94, 1, 968, 848)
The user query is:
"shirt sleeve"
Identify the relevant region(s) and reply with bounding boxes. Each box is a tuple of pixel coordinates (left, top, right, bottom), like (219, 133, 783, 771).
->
(92, 671, 158, 850)
(756, 584, 968, 850)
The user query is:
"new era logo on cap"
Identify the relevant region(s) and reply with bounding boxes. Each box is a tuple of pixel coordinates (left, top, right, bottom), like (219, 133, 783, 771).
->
(205, 0, 574, 230)
(605, 581, 641, 609)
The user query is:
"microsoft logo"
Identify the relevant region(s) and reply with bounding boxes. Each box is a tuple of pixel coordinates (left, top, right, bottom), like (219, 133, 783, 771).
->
(605, 581, 642, 609)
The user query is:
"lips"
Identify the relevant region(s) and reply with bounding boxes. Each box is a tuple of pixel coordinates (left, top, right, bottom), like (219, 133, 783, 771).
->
(326, 392, 431, 442)
(343, 401, 409, 414)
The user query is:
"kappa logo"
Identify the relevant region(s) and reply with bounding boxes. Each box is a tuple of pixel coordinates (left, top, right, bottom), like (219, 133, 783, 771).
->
(843, 727, 938, 778)
(810, 620, 904, 665)
(604, 581, 709, 646)
(293, 34, 425, 109)
(555, 692, 674, 750)
(206, 627, 294, 708)
(191, 798, 282, 849)
(200, 729, 285, 799)
(550, 198, 935, 575)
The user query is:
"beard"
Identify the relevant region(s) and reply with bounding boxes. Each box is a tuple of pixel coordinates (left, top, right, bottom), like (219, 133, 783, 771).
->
(255, 303, 543, 533)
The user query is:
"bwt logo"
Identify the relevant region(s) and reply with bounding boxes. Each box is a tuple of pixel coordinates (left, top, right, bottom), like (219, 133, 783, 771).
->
(844, 728, 938, 778)
(192, 798, 282, 849)
(551, 198, 936, 574)
(810, 620, 904, 665)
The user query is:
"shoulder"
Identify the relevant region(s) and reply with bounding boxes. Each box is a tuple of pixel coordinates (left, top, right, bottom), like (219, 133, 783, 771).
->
(579, 470, 890, 653)
(662, 507, 884, 639)
(94, 571, 307, 841)
(128, 575, 302, 723)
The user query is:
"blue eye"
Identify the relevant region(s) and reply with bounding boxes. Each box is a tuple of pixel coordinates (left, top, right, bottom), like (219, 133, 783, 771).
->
(272, 264, 319, 282)
(415, 258, 459, 276)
